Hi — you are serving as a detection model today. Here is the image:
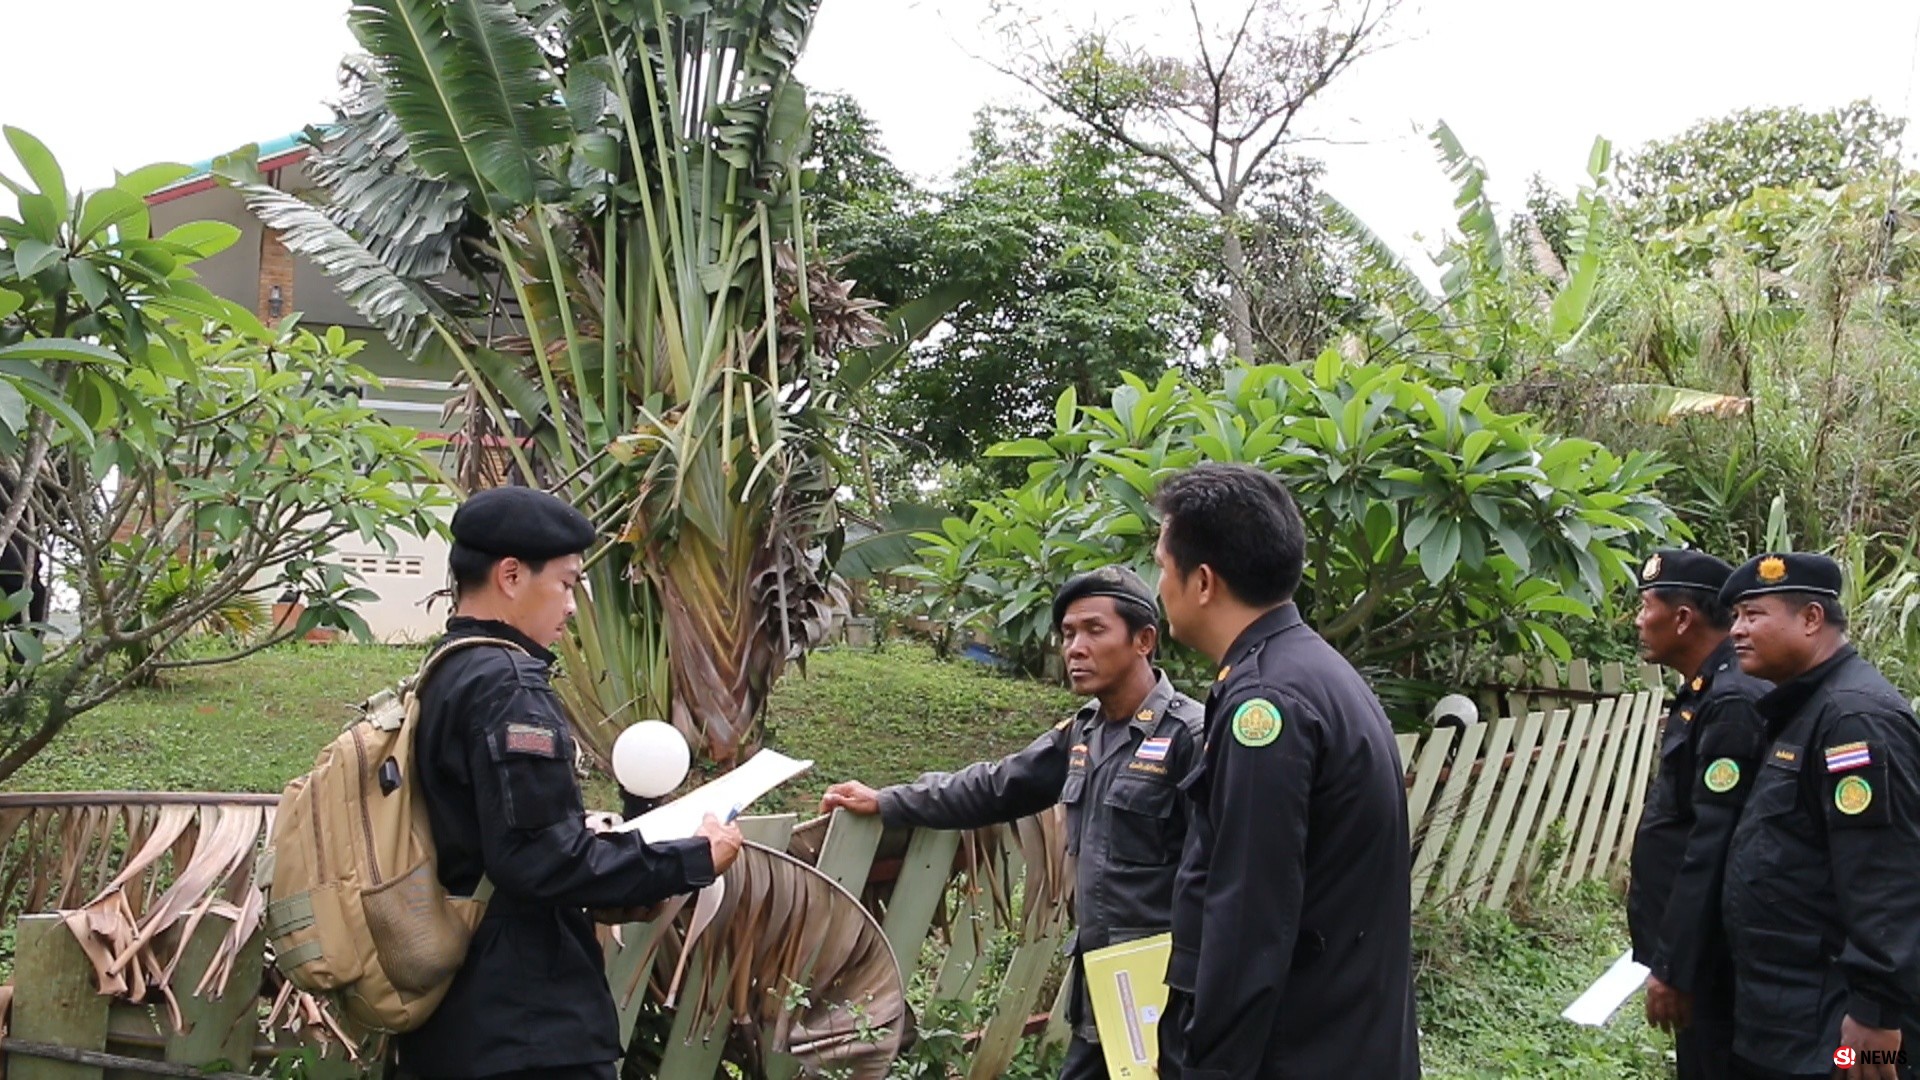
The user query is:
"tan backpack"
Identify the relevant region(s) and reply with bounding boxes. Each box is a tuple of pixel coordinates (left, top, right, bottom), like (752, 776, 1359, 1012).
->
(261, 636, 524, 1033)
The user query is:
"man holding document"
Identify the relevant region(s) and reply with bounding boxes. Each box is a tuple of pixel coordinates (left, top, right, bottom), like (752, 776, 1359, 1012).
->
(400, 486, 744, 1080)
(820, 566, 1203, 1080)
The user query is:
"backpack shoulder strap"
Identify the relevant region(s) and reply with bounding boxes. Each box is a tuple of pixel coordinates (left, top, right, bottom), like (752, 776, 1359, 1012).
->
(415, 635, 529, 689)
(369, 637, 530, 733)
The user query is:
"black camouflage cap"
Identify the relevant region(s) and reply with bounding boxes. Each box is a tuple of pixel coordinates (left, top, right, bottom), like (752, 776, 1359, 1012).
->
(450, 485, 596, 561)
(1719, 551, 1843, 606)
(1636, 548, 1734, 595)
(1051, 565, 1157, 630)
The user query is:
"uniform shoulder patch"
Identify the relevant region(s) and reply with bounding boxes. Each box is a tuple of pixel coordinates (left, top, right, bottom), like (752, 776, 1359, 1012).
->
(1703, 758, 1740, 793)
(1834, 774, 1873, 815)
(1231, 698, 1283, 747)
(1824, 741, 1872, 773)
(504, 722, 560, 758)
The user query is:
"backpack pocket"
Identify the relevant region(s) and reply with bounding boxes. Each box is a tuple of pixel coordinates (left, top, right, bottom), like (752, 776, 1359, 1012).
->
(362, 857, 476, 993)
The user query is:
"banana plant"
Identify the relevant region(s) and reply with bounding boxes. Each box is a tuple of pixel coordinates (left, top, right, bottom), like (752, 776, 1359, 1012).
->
(229, 0, 956, 767)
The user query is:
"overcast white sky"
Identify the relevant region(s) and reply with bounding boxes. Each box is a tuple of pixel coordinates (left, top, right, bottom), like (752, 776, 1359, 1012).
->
(5, 0, 1919, 268)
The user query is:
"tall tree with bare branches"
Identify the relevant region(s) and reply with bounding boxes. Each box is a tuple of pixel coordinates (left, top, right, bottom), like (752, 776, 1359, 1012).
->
(990, 0, 1395, 361)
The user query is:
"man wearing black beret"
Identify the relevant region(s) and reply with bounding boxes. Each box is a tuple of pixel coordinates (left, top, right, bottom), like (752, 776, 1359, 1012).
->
(399, 485, 745, 1080)
(1626, 549, 1770, 1079)
(1718, 553, 1920, 1080)
(819, 565, 1203, 1079)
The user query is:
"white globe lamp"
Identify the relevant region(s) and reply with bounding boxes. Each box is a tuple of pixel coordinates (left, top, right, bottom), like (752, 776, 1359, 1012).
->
(612, 720, 692, 798)
(1431, 693, 1479, 728)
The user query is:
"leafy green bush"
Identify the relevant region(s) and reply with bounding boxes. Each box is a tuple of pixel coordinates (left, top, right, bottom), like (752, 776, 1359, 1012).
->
(901, 355, 1678, 707)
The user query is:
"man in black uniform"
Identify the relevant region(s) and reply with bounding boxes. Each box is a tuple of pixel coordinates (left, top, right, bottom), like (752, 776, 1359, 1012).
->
(1150, 463, 1419, 1080)
(398, 486, 745, 1080)
(1626, 549, 1770, 1079)
(819, 566, 1203, 1080)
(1719, 552, 1920, 1080)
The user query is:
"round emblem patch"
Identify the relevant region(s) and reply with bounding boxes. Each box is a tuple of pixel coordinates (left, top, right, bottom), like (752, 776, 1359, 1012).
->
(1757, 555, 1787, 584)
(1834, 775, 1873, 815)
(1231, 699, 1283, 747)
(1642, 553, 1662, 580)
(1703, 758, 1740, 793)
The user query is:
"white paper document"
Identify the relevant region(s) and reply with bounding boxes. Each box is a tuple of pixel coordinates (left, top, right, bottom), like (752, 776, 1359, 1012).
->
(1561, 948, 1650, 1027)
(613, 749, 813, 844)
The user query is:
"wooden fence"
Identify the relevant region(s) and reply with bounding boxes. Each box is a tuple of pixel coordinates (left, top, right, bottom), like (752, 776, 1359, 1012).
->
(0, 659, 1665, 1079)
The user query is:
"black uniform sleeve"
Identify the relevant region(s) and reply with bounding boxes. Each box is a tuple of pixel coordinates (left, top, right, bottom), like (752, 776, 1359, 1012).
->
(1183, 687, 1315, 1079)
(875, 723, 1071, 830)
(1820, 709, 1920, 1029)
(467, 666, 716, 908)
(1650, 694, 1765, 991)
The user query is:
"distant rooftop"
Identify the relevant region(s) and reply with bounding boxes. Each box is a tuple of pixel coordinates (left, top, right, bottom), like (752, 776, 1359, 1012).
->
(147, 128, 333, 205)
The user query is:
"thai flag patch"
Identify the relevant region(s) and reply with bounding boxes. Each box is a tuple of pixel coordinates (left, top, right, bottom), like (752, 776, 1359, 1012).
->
(1825, 742, 1872, 773)
(1136, 737, 1171, 762)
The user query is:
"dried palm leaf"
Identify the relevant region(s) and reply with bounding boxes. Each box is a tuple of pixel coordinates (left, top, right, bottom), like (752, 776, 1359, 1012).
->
(628, 841, 905, 1078)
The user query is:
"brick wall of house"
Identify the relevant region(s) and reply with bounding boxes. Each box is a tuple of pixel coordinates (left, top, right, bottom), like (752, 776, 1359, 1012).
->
(256, 227, 294, 322)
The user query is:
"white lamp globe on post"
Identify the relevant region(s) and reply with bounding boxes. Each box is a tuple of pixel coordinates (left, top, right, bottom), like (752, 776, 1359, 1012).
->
(612, 720, 692, 799)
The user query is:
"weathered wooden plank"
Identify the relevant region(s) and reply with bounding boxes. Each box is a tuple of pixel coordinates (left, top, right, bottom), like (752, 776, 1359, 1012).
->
(606, 921, 667, 1045)
(1410, 722, 1486, 907)
(1600, 662, 1625, 695)
(1568, 659, 1593, 694)
(1490, 705, 1575, 907)
(1585, 690, 1648, 884)
(164, 915, 263, 1071)
(813, 810, 885, 895)
(1402, 727, 1459, 838)
(738, 814, 797, 851)
(1604, 688, 1664, 879)
(1617, 685, 1666, 861)
(933, 894, 992, 1002)
(965, 932, 1065, 1080)
(1394, 732, 1421, 776)
(881, 828, 963, 977)
(12, 914, 112, 1080)
(1439, 716, 1516, 901)
(1562, 694, 1635, 890)
(656, 952, 732, 1080)
(1523, 700, 1603, 883)
(1040, 970, 1074, 1049)
(1465, 710, 1546, 904)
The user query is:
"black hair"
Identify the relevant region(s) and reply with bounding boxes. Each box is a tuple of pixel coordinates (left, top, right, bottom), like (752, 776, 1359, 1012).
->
(1780, 590, 1850, 631)
(1648, 586, 1733, 631)
(449, 544, 553, 595)
(1152, 463, 1305, 606)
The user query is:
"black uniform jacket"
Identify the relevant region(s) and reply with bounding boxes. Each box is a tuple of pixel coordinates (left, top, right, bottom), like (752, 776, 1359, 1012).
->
(1165, 603, 1420, 1079)
(878, 671, 1203, 1040)
(1627, 638, 1769, 1000)
(1721, 645, 1920, 1073)
(396, 617, 716, 1077)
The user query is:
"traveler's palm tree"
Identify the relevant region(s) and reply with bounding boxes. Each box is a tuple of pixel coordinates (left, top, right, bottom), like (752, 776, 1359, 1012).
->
(228, 0, 947, 767)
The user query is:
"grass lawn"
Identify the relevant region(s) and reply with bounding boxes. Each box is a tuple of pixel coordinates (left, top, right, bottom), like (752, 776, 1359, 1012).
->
(4, 641, 1079, 813)
(4, 638, 1664, 1076)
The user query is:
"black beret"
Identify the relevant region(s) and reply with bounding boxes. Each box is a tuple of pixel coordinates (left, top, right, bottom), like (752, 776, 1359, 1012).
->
(1719, 551, 1843, 606)
(1636, 548, 1733, 595)
(1051, 565, 1157, 630)
(450, 486, 596, 560)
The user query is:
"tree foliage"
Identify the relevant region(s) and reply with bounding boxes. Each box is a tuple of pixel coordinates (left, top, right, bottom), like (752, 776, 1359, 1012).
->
(992, 0, 1392, 360)
(1617, 100, 1905, 237)
(0, 130, 445, 783)
(903, 356, 1676, 707)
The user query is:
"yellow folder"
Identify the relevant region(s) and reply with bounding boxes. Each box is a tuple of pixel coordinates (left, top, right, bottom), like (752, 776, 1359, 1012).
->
(1081, 932, 1172, 1078)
